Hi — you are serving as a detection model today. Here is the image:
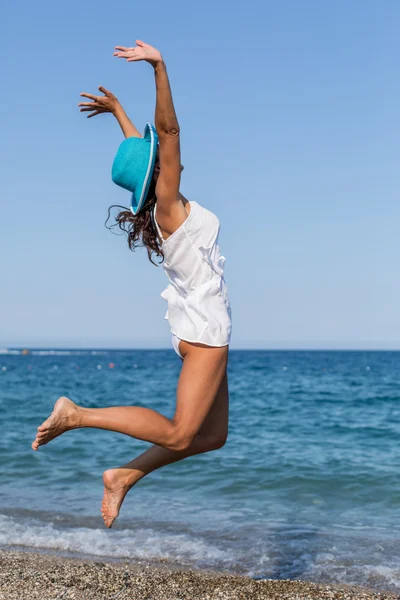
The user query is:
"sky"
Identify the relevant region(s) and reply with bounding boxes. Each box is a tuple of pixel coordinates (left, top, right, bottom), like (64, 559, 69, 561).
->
(1, 0, 399, 349)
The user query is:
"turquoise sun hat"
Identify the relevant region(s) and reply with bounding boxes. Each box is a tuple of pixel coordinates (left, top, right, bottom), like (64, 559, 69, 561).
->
(111, 123, 159, 215)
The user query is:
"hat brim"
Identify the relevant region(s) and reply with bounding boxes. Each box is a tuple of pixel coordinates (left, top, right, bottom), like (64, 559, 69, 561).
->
(131, 123, 158, 215)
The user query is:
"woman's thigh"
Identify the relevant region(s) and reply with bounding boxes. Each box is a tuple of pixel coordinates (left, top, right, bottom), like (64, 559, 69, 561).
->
(198, 371, 229, 441)
(173, 342, 229, 442)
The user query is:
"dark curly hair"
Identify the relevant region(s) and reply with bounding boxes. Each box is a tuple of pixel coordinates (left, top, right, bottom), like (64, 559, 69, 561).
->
(106, 178, 164, 266)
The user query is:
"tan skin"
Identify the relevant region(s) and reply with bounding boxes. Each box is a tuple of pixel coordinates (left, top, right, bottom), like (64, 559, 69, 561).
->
(32, 40, 229, 528)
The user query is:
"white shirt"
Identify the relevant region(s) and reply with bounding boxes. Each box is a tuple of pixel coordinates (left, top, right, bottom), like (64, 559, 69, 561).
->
(153, 201, 232, 346)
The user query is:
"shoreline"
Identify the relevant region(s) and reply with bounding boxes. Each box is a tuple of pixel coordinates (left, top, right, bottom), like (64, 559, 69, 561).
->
(0, 550, 398, 600)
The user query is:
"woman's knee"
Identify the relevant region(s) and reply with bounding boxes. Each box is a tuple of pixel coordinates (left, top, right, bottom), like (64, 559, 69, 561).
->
(165, 422, 228, 452)
(209, 432, 228, 451)
(199, 430, 228, 453)
(165, 426, 196, 452)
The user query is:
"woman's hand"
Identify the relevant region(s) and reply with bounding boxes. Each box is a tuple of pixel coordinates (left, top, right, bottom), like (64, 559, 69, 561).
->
(78, 86, 120, 118)
(113, 40, 163, 67)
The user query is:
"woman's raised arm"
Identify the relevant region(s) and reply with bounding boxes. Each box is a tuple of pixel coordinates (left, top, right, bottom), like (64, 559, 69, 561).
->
(78, 86, 142, 139)
(152, 59, 181, 207)
(114, 41, 182, 211)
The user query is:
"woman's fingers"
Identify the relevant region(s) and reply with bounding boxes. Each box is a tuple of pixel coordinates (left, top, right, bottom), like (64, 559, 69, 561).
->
(78, 102, 100, 108)
(114, 46, 133, 51)
(87, 110, 101, 118)
(79, 107, 101, 112)
(98, 85, 111, 96)
(80, 92, 100, 101)
(79, 108, 102, 118)
(114, 49, 138, 59)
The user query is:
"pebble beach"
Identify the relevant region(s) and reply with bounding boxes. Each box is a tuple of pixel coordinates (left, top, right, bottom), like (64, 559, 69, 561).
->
(1, 550, 399, 600)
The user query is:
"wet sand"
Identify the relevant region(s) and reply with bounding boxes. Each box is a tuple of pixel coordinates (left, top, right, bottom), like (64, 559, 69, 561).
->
(0, 549, 398, 600)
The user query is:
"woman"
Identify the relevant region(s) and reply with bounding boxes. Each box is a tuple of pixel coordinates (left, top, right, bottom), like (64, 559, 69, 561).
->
(32, 40, 232, 529)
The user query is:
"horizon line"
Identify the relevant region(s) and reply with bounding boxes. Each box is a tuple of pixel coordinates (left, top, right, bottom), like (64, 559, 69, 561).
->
(2, 346, 400, 352)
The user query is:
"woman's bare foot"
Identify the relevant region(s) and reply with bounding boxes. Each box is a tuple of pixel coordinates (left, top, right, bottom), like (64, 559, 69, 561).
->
(101, 468, 139, 529)
(32, 396, 79, 451)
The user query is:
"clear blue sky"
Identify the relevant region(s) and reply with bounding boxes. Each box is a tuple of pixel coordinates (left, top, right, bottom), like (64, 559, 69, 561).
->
(1, 0, 399, 349)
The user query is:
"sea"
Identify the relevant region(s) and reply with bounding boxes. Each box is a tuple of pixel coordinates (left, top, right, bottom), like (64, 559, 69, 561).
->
(0, 349, 399, 592)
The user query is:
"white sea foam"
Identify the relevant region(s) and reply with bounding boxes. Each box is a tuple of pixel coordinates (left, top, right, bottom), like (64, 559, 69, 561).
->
(31, 350, 101, 356)
(0, 349, 108, 356)
(1, 514, 400, 591)
(363, 565, 400, 589)
(0, 514, 229, 566)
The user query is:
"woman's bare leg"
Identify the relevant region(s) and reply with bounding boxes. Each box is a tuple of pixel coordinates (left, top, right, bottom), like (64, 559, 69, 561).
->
(32, 342, 227, 454)
(101, 371, 229, 527)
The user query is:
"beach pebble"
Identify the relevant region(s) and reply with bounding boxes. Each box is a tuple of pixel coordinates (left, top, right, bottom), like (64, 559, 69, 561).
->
(0, 549, 398, 600)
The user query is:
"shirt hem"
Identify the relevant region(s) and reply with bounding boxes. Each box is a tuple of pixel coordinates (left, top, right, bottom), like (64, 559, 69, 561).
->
(170, 328, 230, 348)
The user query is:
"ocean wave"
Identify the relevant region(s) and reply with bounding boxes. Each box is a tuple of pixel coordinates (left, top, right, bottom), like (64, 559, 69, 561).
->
(0, 514, 229, 567)
(1, 513, 400, 591)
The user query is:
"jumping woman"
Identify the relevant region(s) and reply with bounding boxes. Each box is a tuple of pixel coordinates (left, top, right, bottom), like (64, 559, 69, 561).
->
(32, 40, 232, 529)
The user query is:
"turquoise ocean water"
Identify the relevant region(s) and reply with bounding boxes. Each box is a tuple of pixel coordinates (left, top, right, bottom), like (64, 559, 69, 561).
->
(0, 349, 399, 591)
